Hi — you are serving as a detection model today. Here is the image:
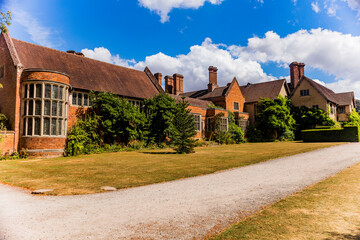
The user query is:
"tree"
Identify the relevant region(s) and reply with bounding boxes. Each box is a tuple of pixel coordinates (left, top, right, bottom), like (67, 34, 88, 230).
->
(256, 96, 295, 140)
(169, 97, 196, 154)
(346, 109, 360, 126)
(91, 92, 148, 144)
(227, 111, 245, 143)
(291, 106, 335, 138)
(144, 93, 177, 144)
(0, 11, 11, 34)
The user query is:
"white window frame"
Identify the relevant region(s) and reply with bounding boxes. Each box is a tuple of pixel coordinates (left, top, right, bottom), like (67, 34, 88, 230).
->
(192, 114, 201, 132)
(71, 91, 92, 107)
(300, 89, 310, 96)
(233, 102, 239, 111)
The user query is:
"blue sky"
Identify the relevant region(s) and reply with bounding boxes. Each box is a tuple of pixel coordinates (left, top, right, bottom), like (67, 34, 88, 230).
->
(2, 0, 360, 96)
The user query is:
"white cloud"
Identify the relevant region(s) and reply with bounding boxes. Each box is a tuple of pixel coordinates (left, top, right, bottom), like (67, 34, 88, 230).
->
(228, 28, 360, 96)
(81, 47, 136, 68)
(311, 2, 320, 13)
(344, 0, 360, 19)
(2, 0, 63, 48)
(138, 0, 224, 23)
(134, 38, 274, 91)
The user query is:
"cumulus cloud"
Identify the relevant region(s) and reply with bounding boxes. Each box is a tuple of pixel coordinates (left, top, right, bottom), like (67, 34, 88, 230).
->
(138, 0, 224, 23)
(81, 47, 136, 68)
(229, 28, 360, 96)
(134, 38, 274, 91)
(311, 2, 320, 13)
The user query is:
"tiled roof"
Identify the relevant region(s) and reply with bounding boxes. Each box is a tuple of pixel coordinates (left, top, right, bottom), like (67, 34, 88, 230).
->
(170, 94, 212, 109)
(240, 79, 287, 103)
(333, 92, 355, 106)
(302, 77, 338, 103)
(180, 86, 229, 99)
(11, 38, 161, 99)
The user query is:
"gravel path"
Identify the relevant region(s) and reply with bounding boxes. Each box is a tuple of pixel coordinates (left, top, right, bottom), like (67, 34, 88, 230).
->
(1, 143, 360, 240)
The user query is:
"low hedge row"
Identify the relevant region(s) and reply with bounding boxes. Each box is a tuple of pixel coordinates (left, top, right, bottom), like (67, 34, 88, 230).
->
(302, 126, 360, 142)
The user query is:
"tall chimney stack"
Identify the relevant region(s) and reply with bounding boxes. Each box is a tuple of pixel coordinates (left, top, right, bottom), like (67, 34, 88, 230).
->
(290, 62, 305, 91)
(173, 74, 184, 95)
(154, 73, 162, 87)
(208, 66, 218, 92)
(165, 76, 174, 94)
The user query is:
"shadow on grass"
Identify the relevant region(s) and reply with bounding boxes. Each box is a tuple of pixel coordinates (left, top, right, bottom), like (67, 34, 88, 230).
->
(141, 151, 177, 155)
(325, 231, 360, 240)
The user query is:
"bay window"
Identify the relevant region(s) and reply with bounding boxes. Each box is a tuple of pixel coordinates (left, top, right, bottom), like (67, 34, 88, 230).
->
(22, 82, 69, 137)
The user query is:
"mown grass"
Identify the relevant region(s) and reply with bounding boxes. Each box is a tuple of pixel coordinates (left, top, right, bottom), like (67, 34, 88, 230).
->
(213, 157, 360, 240)
(0, 142, 341, 195)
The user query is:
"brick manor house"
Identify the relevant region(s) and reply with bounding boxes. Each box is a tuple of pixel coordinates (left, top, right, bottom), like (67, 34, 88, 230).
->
(0, 33, 355, 157)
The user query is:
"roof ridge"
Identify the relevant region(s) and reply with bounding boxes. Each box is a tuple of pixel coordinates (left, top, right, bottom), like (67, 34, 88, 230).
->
(240, 78, 286, 87)
(11, 37, 146, 74)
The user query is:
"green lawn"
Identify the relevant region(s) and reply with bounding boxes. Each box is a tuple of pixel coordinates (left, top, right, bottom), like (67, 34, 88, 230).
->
(213, 158, 360, 240)
(0, 142, 341, 195)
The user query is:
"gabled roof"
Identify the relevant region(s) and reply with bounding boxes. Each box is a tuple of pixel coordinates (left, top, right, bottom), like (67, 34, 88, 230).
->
(333, 92, 355, 106)
(291, 76, 355, 106)
(5, 34, 162, 99)
(180, 77, 239, 100)
(240, 79, 287, 103)
(170, 94, 212, 109)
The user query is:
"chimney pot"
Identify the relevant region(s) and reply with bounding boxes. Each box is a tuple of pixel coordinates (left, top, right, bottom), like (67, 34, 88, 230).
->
(173, 74, 184, 95)
(165, 76, 174, 94)
(290, 62, 305, 91)
(208, 66, 218, 92)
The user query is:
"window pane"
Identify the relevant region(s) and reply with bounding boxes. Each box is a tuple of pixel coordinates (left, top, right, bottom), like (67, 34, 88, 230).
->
(84, 94, 88, 106)
(35, 100, 41, 115)
(24, 101, 27, 116)
(58, 102, 63, 117)
(78, 93, 82, 106)
(72, 92, 77, 105)
(44, 100, 50, 115)
(52, 101, 57, 116)
(89, 97, 92, 106)
(43, 118, 50, 135)
(24, 84, 28, 98)
(34, 118, 40, 135)
(45, 84, 51, 98)
(58, 119, 62, 136)
(23, 118, 26, 136)
(27, 118, 33, 136)
(52, 85, 58, 99)
(28, 100, 33, 116)
(36, 84, 42, 98)
(29, 84, 34, 98)
(51, 118, 57, 135)
(59, 87, 63, 100)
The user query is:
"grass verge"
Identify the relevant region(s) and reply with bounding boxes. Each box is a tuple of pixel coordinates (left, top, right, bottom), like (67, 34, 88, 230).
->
(0, 142, 342, 195)
(212, 159, 360, 240)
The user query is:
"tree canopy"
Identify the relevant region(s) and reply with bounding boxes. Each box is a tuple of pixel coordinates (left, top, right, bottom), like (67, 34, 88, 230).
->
(0, 11, 11, 34)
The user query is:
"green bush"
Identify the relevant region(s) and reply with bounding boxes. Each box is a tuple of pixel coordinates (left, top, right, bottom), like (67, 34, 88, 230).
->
(228, 123, 245, 143)
(246, 126, 264, 142)
(127, 140, 145, 150)
(214, 131, 233, 144)
(302, 126, 360, 142)
(0, 113, 9, 130)
(279, 130, 295, 141)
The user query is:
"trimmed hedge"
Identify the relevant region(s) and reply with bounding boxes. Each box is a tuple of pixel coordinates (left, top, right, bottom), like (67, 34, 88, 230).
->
(302, 126, 360, 142)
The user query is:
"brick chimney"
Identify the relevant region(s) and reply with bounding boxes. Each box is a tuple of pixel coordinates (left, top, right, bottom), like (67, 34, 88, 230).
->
(208, 66, 218, 92)
(154, 73, 162, 86)
(173, 74, 184, 95)
(165, 75, 174, 94)
(290, 62, 305, 91)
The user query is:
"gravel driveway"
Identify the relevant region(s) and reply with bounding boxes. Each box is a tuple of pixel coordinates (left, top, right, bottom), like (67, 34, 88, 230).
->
(1, 143, 360, 240)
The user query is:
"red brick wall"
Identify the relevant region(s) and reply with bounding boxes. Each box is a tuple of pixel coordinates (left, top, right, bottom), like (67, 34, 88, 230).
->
(20, 136, 66, 157)
(0, 35, 18, 132)
(225, 83, 245, 112)
(0, 131, 15, 155)
(21, 71, 70, 85)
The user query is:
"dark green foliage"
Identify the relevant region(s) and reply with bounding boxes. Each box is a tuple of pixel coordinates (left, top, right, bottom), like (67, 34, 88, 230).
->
(169, 97, 197, 154)
(302, 126, 360, 142)
(345, 109, 360, 126)
(291, 106, 335, 139)
(256, 96, 295, 140)
(356, 99, 360, 113)
(144, 93, 177, 144)
(246, 126, 264, 142)
(279, 130, 295, 141)
(91, 92, 148, 144)
(214, 131, 233, 144)
(227, 111, 246, 143)
(66, 115, 101, 156)
(0, 113, 9, 130)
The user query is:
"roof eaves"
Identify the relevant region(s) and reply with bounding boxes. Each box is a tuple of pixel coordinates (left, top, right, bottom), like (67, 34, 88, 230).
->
(144, 66, 164, 94)
(2, 33, 21, 67)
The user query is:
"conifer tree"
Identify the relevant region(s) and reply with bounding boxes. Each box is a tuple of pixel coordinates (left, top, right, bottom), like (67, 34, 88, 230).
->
(169, 97, 196, 154)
